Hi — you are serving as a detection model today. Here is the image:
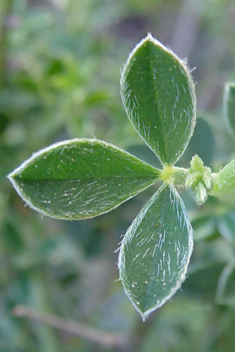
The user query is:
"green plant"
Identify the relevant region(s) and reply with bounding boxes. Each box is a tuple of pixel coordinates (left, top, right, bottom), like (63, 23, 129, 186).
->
(7, 34, 235, 321)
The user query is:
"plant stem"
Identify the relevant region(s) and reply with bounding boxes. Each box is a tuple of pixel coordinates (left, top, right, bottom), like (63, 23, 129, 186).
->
(160, 165, 188, 187)
(13, 305, 127, 349)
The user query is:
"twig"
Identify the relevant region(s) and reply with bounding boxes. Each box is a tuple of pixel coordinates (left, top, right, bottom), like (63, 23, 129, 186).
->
(13, 305, 127, 349)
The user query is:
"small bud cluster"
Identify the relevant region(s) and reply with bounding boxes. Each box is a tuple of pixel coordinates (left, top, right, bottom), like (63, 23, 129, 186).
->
(185, 155, 214, 205)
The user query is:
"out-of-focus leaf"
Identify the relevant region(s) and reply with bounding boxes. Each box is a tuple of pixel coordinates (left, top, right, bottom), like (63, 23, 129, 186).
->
(191, 213, 216, 241)
(216, 262, 235, 305)
(8, 139, 160, 220)
(126, 144, 161, 169)
(2, 221, 24, 253)
(206, 310, 235, 352)
(182, 262, 226, 302)
(141, 299, 210, 352)
(121, 33, 196, 166)
(119, 184, 193, 320)
(180, 117, 215, 168)
(212, 159, 235, 200)
(218, 213, 235, 242)
(0, 145, 19, 180)
(224, 82, 235, 139)
(0, 113, 9, 135)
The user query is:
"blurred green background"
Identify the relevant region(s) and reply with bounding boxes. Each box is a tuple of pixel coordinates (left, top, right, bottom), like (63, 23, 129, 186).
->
(2, 0, 235, 351)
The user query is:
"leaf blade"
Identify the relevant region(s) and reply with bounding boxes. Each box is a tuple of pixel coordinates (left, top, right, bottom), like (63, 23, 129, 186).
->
(224, 82, 235, 139)
(8, 139, 160, 220)
(118, 184, 193, 320)
(121, 33, 196, 165)
(216, 262, 235, 306)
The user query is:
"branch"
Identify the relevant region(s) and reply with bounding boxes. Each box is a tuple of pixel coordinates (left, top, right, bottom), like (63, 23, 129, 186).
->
(13, 305, 127, 349)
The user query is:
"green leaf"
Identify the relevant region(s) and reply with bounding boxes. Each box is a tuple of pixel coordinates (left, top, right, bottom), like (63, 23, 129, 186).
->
(182, 262, 226, 302)
(224, 82, 235, 139)
(216, 262, 235, 306)
(118, 184, 193, 320)
(218, 213, 235, 242)
(191, 213, 216, 241)
(8, 139, 160, 220)
(212, 159, 235, 198)
(121, 33, 196, 166)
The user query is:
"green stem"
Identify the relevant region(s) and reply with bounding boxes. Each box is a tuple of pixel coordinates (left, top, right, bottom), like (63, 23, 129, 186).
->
(160, 155, 216, 207)
(160, 165, 188, 187)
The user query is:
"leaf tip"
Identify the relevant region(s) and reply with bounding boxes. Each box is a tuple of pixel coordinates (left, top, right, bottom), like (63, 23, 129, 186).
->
(141, 312, 149, 322)
(7, 170, 17, 188)
(7, 172, 12, 182)
(146, 32, 154, 41)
